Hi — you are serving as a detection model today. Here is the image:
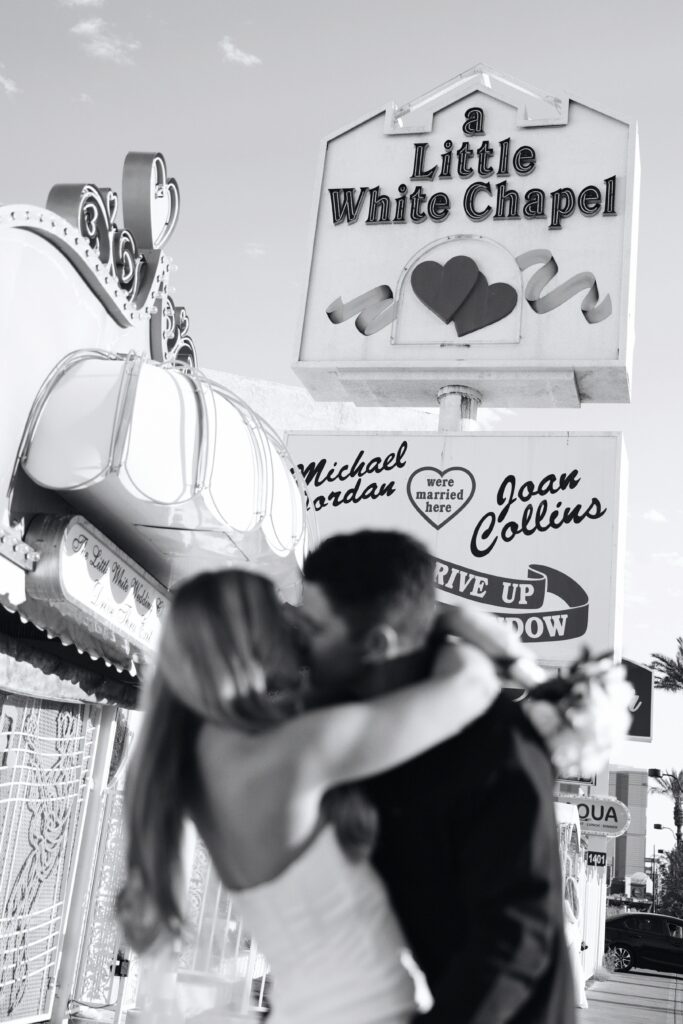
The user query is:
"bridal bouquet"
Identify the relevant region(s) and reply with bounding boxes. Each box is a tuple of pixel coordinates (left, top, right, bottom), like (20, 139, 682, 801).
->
(520, 652, 634, 778)
(437, 605, 634, 778)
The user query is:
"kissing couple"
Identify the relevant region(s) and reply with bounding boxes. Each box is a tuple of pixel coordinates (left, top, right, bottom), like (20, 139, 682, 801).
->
(118, 529, 630, 1024)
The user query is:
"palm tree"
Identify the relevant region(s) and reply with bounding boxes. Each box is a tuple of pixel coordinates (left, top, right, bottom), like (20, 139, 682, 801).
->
(650, 769, 683, 847)
(658, 847, 683, 918)
(650, 638, 683, 691)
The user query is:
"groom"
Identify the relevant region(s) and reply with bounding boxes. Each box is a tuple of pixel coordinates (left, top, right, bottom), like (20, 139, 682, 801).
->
(300, 530, 575, 1024)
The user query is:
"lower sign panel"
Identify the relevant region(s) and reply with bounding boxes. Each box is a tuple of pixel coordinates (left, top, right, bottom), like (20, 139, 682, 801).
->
(288, 430, 626, 667)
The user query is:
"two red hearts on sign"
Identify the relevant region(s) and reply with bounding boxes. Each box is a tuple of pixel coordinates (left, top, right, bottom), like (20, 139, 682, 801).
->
(410, 255, 517, 336)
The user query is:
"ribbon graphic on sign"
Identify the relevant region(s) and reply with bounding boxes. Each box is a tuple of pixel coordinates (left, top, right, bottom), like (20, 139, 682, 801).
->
(435, 557, 589, 643)
(326, 247, 611, 335)
(516, 249, 612, 324)
(326, 286, 396, 336)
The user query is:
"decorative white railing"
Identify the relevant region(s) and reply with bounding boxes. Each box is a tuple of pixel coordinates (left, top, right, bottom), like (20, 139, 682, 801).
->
(179, 833, 270, 1017)
(0, 694, 97, 1024)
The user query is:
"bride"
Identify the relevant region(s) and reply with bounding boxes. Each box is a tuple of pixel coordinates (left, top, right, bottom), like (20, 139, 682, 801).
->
(117, 569, 508, 1023)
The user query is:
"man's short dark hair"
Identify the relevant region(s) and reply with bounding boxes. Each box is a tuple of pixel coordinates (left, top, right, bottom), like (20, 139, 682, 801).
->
(303, 530, 436, 643)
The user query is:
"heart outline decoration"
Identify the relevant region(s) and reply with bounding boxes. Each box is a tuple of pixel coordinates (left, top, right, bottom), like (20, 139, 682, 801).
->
(122, 152, 180, 252)
(407, 466, 476, 531)
(410, 255, 517, 337)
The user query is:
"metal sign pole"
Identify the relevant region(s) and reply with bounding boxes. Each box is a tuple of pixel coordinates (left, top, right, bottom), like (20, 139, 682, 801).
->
(437, 386, 481, 432)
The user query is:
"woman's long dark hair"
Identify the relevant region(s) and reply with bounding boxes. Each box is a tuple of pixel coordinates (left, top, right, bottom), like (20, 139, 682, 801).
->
(117, 570, 302, 952)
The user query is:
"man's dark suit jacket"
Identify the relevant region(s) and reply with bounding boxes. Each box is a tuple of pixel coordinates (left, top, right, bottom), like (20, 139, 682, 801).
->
(362, 691, 576, 1024)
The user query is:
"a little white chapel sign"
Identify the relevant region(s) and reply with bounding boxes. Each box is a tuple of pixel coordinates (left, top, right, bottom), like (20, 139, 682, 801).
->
(294, 65, 639, 409)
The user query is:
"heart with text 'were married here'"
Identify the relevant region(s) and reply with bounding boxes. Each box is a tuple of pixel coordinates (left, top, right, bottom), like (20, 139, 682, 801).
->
(407, 467, 476, 530)
(410, 255, 517, 336)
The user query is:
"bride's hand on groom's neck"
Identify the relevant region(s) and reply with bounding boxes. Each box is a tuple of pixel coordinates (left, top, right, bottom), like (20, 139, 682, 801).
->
(431, 640, 501, 700)
(432, 604, 523, 657)
(431, 604, 546, 687)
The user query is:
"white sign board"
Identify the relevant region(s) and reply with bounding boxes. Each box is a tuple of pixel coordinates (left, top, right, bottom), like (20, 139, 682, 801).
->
(294, 66, 638, 409)
(287, 431, 625, 667)
(561, 795, 630, 838)
(59, 518, 166, 648)
(25, 515, 167, 655)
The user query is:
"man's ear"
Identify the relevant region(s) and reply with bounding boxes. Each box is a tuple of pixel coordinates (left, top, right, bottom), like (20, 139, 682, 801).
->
(361, 624, 401, 664)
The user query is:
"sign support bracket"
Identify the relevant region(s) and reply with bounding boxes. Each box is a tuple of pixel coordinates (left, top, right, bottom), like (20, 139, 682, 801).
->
(437, 385, 481, 432)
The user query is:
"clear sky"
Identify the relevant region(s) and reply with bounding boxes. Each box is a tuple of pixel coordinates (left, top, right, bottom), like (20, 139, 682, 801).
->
(2, 0, 682, 845)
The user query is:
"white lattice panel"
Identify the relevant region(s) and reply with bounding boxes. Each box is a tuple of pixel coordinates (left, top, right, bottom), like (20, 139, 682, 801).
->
(0, 693, 98, 1023)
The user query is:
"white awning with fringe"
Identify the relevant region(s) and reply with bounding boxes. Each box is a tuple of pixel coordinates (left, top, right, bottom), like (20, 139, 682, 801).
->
(20, 351, 310, 596)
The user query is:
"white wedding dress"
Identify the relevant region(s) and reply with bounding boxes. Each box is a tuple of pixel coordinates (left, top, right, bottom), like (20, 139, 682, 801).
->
(229, 825, 426, 1023)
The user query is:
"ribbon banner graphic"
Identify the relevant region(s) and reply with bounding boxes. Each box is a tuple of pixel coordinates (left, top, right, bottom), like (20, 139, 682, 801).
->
(435, 557, 590, 643)
(516, 249, 612, 325)
(326, 247, 611, 336)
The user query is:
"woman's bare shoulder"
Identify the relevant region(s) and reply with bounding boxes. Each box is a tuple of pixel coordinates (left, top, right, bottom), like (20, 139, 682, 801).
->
(191, 721, 314, 863)
(195, 721, 248, 774)
(194, 720, 298, 793)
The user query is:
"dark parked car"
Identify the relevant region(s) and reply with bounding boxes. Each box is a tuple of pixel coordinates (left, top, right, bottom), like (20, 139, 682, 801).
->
(605, 912, 683, 973)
